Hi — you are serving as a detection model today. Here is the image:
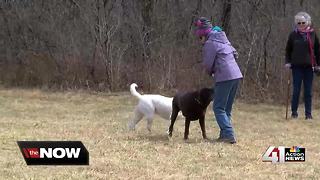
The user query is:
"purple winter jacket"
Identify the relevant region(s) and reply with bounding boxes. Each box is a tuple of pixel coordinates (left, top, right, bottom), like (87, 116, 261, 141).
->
(202, 30, 243, 82)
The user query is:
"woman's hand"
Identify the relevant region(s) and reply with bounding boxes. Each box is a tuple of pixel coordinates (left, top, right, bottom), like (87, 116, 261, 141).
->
(284, 63, 291, 69)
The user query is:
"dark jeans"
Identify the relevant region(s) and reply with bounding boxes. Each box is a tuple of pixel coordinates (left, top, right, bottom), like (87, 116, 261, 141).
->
(291, 66, 313, 117)
(213, 79, 240, 139)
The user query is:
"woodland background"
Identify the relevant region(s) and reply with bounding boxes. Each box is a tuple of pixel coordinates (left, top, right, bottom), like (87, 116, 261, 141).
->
(1, 0, 320, 102)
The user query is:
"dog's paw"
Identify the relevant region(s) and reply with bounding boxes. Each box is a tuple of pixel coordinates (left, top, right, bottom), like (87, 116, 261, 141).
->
(166, 129, 172, 136)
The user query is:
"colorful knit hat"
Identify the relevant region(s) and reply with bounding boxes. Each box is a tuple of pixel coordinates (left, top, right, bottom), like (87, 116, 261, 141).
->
(194, 17, 213, 37)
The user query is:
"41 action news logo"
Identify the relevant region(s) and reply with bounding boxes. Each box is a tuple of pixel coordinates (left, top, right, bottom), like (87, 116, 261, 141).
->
(17, 141, 89, 165)
(262, 146, 305, 163)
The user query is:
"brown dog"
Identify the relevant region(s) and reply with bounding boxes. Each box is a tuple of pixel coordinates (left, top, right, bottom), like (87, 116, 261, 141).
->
(168, 88, 213, 140)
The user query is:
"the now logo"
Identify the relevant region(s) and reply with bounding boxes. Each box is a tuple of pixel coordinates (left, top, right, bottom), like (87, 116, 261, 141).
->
(17, 141, 89, 165)
(23, 148, 81, 158)
(40, 148, 81, 158)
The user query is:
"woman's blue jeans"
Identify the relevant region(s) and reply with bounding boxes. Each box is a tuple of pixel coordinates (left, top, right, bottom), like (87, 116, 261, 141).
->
(291, 66, 313, 117)
(213, 79, 240, 139)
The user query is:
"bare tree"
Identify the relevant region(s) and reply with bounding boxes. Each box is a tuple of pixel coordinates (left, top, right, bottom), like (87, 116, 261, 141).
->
(1, 0, 320, 102)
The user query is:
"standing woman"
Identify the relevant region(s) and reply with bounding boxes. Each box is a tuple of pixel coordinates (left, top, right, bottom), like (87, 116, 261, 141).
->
(285, 12, 320, 120)
(194, 17, 243, 144)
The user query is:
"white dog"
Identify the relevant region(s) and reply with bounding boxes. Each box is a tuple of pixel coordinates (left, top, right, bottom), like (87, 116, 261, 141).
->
(128, 83, 173, 132)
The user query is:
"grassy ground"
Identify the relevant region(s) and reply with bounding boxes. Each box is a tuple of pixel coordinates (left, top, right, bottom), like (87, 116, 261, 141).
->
(0, 88, 319, 179)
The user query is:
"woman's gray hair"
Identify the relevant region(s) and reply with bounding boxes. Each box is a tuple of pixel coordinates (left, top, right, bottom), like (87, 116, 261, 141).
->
(294, 12, 312, 26)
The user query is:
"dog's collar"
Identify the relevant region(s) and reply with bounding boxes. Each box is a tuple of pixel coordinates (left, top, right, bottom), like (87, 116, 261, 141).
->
(194, 98, 202, 106)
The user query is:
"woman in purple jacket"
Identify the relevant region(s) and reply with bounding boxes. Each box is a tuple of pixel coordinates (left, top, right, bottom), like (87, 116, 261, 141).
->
(194, 17, 243, 144)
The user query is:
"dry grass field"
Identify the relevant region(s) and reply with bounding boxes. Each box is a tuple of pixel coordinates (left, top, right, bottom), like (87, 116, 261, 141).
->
(0, 88, 320, 179)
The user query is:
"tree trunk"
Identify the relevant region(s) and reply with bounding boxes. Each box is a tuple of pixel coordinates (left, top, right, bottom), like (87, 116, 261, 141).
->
(221, 0, 232, 35)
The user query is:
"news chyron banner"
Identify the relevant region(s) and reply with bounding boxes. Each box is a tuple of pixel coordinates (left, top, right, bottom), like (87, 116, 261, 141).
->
(17, 141, 89, 165)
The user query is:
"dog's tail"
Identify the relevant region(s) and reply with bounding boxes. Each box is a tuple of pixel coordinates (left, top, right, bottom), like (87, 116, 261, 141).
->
(130, 83, 142, 99)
